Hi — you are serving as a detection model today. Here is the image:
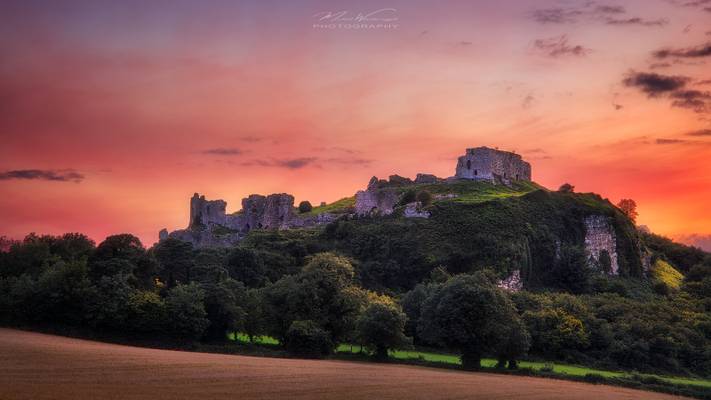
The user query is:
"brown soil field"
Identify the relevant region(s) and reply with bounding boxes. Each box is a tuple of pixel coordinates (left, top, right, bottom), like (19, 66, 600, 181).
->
(0, 328, 690, 400)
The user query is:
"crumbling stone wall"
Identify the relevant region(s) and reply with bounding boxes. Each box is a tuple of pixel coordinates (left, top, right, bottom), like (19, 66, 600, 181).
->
(190, 193, 227, 229)
(455, 147, 531, 183)
(354, 187, 400, 216)
(584, 215, 619, 274)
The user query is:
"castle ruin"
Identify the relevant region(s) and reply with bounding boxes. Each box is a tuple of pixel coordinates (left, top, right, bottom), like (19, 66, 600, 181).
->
(455, 147, 531, 183)
(162, 146, 538, 246)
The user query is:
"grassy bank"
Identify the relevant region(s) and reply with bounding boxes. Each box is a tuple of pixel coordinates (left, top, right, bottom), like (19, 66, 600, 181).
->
(229, 333, 711, 391)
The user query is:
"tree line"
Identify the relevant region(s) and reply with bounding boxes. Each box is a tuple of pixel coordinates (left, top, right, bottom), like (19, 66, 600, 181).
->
(2, 232, 711, 375)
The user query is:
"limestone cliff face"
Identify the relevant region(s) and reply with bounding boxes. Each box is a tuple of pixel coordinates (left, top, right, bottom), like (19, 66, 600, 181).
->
(584, 215, 619, 274)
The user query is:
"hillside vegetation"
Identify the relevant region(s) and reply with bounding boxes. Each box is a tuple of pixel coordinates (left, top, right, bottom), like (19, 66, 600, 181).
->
(2, 180, 711, 393)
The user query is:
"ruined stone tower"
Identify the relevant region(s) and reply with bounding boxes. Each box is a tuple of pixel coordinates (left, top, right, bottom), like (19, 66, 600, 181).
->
(455, 147, 531, 183)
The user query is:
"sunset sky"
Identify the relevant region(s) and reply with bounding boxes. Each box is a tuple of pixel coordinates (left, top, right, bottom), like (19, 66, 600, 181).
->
(1, 0, 710, 249)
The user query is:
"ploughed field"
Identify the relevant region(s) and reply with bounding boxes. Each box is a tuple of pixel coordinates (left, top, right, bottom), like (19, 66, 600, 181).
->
(0, 328, 689, 400)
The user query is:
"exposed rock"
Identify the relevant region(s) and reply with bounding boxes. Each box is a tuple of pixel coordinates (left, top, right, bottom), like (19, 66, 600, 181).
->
(498, 270, 523, 292)
(584, 215, 619, 274)
(388, 174, 413, 186)
(414, 173, 440, 184)
(403, 202, 430, 218)
(455, 147, 531, 183)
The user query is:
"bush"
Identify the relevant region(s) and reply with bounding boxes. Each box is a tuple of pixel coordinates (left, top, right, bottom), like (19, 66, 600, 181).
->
(558, 183, 574, 193)
(540, 362, 555, 373)
(399, 189, 417, 205)
(416, 190, 433, 207)
(284, 320, 333, 358)
(298, 201, 313, 213)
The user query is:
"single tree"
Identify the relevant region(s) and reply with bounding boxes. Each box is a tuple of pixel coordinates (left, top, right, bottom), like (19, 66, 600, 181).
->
(298, 201, 313, 213)
(416, 190, 433, 207)
(418, 272, 519, 369)
(558, 183, 575, 193)
(616, 198, 638, 223)
(356, 296, 411, 359)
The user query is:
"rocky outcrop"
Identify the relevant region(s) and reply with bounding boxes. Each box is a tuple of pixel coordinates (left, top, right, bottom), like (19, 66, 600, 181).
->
(584, 215, 619, 274)
(414, 173, 440, 184)
(498, 270, 523, 292)
(403, 202, 430, 218)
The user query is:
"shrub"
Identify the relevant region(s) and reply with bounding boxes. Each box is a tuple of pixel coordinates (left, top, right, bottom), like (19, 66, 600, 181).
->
(284, 320, 333, 358)
(399, 189, 417, 205)
(416, 190, 433, 207)
(298, 201, 313, 213)
(540, 362, 555, 373)
(558, 183, 575, 193)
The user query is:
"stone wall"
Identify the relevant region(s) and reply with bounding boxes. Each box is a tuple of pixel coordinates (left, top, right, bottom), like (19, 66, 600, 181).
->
(584, 215, 619, 274)
(455, 147, 531, 183)
(354, 188, 400, 216)
(189, 193, 227, 228)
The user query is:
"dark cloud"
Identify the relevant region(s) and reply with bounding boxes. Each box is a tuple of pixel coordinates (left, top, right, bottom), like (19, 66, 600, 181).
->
(203, 147, 242, 156)
(707, 30, 711, 36)
(686, 128, 711, 136)
(459, 41, 473, 46)
(649, 62, 672, 69)
(698, 80, 711, 85)
(605, 17, 668, 26)
(522, 94, 535, 109)
(240, 135, 263, 143)
(622, 71, 690, 97)
(622, 72, 711, 114)
(595, 5, 626, 14)
(532, 35, 590, 57)
(531, 3, 666, 27)
(277, 158, 317, 169)
(670, 90, 711, 112)
(0, 169, 84, 183)
(525, 148, 547, 154)
(323, 157, 373, 166)
(656, 138, 687, 144)
(240, 156, 370, 169)
(530, 7, 584, 24)
(653, 42, 711, 59)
